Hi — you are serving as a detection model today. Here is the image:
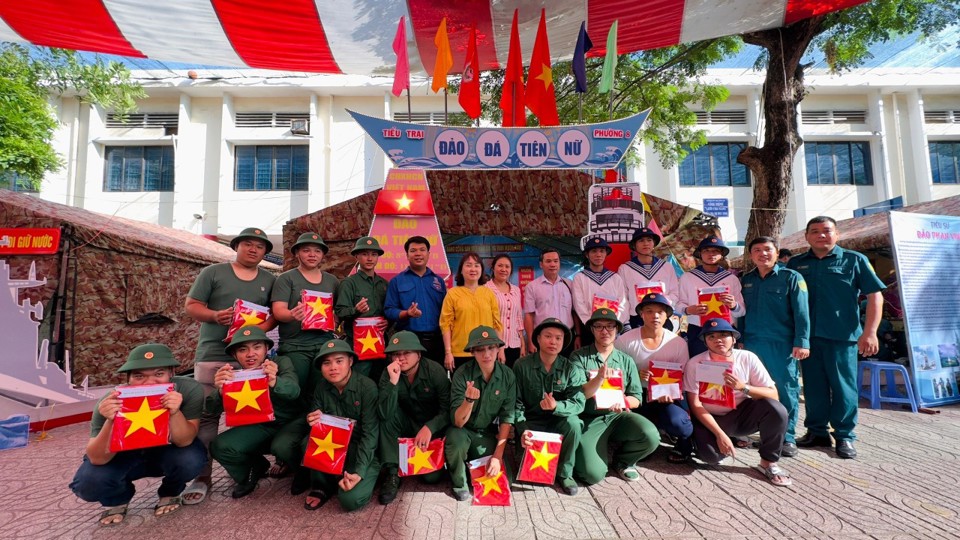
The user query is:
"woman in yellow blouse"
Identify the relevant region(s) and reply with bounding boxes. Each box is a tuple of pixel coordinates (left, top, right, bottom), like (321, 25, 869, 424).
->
(440, 252, 503, 372)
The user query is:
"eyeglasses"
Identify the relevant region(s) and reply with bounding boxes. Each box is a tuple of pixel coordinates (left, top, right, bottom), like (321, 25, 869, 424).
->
(592, 324, 618, 332)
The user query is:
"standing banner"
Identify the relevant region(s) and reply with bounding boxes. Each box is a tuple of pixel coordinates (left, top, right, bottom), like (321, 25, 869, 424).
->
(888, 212, 960, 407)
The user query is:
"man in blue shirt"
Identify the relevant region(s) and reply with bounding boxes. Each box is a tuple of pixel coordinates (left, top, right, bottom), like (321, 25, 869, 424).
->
(385, 236, 448, 365)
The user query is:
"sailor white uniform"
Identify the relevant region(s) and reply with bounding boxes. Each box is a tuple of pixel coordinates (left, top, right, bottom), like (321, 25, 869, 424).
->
(572, 268, 628, 325)
(618, 256, 680, 321)
(676, 265, 746, 328)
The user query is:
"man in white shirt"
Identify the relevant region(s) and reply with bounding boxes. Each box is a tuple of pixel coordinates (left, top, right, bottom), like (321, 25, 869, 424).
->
(524, 249, 577, 356)
(618, 227, 679, 330)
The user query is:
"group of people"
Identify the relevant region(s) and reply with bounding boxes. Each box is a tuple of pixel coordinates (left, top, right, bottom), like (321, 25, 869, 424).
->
(69, 216, 886, 525)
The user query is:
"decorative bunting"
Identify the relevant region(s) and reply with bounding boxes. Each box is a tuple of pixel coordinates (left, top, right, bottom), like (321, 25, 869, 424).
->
(303, 414, 355, 475)
(301, 290, 334, 331)
(222, 369, 275, 427)
(398, 437, 446, 476)
(224, 299, 269, 343)
(109, 383, 172, 452)
(517, 431, 561, 485)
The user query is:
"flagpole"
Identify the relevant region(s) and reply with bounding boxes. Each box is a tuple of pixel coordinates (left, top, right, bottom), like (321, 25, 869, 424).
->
(608, 89, 613, 120)
(444, 87, 448, 124)
(406, 88, 412, 118)
(579, 94, 583, 124)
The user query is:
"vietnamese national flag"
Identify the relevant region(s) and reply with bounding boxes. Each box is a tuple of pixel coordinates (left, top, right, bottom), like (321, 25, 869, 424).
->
(524, 9, 559, 127)
(391, 16, 409, 97)
(588, 368, 626, 410)
(699, 381, 735, 409)
(398, 437, 445, 477)
(222, 369, 275, 427)
(458, 25, 481, 119)
(499, 9, 525, 127)
(517, 431, 561, 485)
(354, 317, 386, 360)
(592, 294, 620, 314)
(109, 383, 172, 452)
(303, 414, 355, 475)
(648, 361, 683, 402)
(373, 189, 436, 216)
(698, 286, 732, 323)
(431, 17, 453, 94)
(469, 456, 511, 506)
(301, 289, 334, 331)
(634, 281, 664, 303)
(225, 299, 269, 342)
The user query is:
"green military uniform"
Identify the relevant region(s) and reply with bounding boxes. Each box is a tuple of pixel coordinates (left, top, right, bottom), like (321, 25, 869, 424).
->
(788, 246, 885, 442)
(570, 344, 660, 485)
(740, 265, 810, 444)
(335, 238, 389, 381)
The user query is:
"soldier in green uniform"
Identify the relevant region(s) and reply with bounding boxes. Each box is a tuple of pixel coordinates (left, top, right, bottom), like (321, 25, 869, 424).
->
(571, 309, 661, 484)
(740, 236, 810, 457)
(788, 216, 885, 459)
(513, 318, 586, 495)
(444, 325, 518, 501)
(298, 340, 379, 511)
(376, 330, 451, 504)
(208, 327, 301, 498)
(336, 236, 389, 381)
(183, 226, 275, 504)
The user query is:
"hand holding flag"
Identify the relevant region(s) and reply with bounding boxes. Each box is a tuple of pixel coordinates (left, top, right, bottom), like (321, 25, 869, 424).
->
(109, 383, 173, 452)
(517, 431, 562, 485)
(224, 299, 269, 342)
(469, 456, 511, 506)
(301, 289, 334, 331)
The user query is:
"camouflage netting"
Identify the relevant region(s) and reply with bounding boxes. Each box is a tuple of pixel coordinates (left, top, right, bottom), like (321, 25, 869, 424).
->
(284, 170, 719, 274)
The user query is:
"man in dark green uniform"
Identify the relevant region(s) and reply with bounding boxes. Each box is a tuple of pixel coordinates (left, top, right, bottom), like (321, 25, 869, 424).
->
(788, 216, 885, 459)
(336, 236, 389, 381)
(376, 330, 451, 504)
(571, 309, 660, 484)
(513, 318, 585, 495)
(445, 325, 517, 501)
(298, 340, 379, 511)
(208, 327, 301, 498)
(740, 236, 810, 457)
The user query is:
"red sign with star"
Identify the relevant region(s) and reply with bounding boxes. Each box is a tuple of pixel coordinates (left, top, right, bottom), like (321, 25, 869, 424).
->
(225, 299, 270, 342)
(591, 294, 620, 314)
(698, 286, 732, 323)
(109, 383, 172, 452)
(589, 368, 626, 410)
(517, 431, 561, 485)
(698, 360, 735, 409)
(303, 414, 354, 475)
(398, 437, 445, 477)
(301, 290, 334, 331)
(648, 361, 684, 401)
(353, 317, 386, 360)
(373, 189, 435, 216)
(469, 456, 511, 506)
(222, 369, 274, 427)
(634, 281, 664, 303)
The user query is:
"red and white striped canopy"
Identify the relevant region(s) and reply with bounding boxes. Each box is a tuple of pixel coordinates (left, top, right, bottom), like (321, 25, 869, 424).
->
(0, 0, 866, 76)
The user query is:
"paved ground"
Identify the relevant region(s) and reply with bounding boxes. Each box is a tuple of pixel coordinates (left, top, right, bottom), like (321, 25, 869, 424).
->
(3, 402, 959, 540)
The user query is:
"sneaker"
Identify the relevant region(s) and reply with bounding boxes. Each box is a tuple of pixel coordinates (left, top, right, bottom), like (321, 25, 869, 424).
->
(451, 487, 471, 502)
(559, 477, 579, 496)
(617, 466, 641, 482)
(378, 474, 401, 505)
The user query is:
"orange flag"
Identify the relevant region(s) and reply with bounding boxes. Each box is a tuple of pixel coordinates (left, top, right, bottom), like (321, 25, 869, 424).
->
(525, 9, 559, 126)
(517, 431, 561, 485)
(431, 18, 453, 94)
(458, 25, 481, 119)
(109, 383, 172, 452)
(225, 300, 269, 342)
(499, 9, 525, 127)
(222, 369, 275, 427)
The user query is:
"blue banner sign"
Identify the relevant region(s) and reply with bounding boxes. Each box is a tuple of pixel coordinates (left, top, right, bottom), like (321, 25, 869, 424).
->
(703, 198, 729, 217)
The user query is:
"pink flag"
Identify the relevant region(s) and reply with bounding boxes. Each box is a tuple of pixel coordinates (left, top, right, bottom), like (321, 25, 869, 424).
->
(392, 16, 409, 97)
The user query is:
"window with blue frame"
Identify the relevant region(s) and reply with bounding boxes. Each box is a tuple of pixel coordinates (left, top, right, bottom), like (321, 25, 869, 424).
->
(804, 141, 873, 185)
(1, 171, 38, 192)
(234, 145, 309, 191)
(104, 146, 174, 192)
(678, 142, 751, 187)
(929, 141, 960, 184)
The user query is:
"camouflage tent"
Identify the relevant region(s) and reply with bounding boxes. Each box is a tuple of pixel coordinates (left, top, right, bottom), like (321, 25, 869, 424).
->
(0, 190, 278, 386)
(284, 170, 718, 274)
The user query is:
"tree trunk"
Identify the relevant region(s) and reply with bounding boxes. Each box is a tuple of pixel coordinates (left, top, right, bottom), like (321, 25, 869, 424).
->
(738, 17, 825, 247)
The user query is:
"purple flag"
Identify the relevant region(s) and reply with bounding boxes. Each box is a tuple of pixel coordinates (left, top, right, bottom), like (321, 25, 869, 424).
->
(572, 21, 593, 94)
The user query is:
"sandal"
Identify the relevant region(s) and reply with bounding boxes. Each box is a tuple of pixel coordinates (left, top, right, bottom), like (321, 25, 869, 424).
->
(734, 436, 752, 449)
(181, 478, 210, 505)
(154, 496, 182, 517)
(98, 504, 128, 526)
(667, 450, 692, 464)
(268, 460, 291, 478)
(757, 463, 793, 487)
(304, 490, 330, 511)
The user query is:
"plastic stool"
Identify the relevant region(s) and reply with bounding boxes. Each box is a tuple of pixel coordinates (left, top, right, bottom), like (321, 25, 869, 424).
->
(856, 360, 918, 413)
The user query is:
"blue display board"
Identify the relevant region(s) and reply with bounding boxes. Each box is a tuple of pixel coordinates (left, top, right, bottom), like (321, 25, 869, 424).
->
(703, 198, 729, 217)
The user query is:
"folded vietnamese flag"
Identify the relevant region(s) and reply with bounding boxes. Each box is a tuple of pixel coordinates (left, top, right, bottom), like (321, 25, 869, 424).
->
(648, 360, 683, 402)
(109, 383, 172, 452)
(517, 431, 562, 485)
(301, 289, 334, 331)
(354, 317, 386, 360)
(589, 368, 626, 410)
(222, 368, 274, 427)
(698, 360, 735, 409)
(592, 294, 620, 314)
(469, 456, 511, 506)
(634, 281, 664, 303)
(303, 414, 354, 475)
(698, 286, 732, 323)
(398, 437, 445, 477)
(225, 299, 270, 342)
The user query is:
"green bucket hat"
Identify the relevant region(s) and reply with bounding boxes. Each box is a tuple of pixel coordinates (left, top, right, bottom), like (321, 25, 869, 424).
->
(118, 343, 180, 373)
(532, 318, 572, 350)
(585, 308, 624, 333)
(384, 330, 426, 354)
(463, 325, 504, 353)
(351, 236, 384, 256)
(314, 339, 358, 366)
(225, 326, 274, 355)
(292, 232, 329, 254)
(230, 227, 273, 253)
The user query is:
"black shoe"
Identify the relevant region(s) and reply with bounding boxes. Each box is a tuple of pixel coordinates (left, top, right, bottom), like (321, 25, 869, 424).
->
(379, 474, 401, 505)
(780, 442, 798, 458)
(451, 487, 471, 502)
(835, 440, 857, 459)
(559, 477, 579, 496)
(796, 433, 833, 448)
(232, 459, 269, 498)
(290, 468, 311, 496)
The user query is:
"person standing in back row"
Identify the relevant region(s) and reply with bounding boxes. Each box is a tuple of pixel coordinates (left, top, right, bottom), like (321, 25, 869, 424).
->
(676, 235, 745, 358)
(524, 249, 577, 357)
(385, 236, 448, 367)
(336, 236, 389, 382)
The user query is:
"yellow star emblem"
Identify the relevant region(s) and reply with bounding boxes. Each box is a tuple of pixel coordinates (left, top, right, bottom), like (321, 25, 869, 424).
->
(703, 294, 725, 317)
(357, 329, 381, 354)
(535, 64, 553, 89)
(651, 369, 680, 386)
(703, 382, 728, 399)
(528, 441, 558, 472)
(407, 446, 436, 474)
(599, 377, 621, 391)
(226, 379, 266, 412)
(476, 471, 504, 496)
(240, 311, 265, 325)
(396, 193, 414, 211)
(310, 430, 345, 460)
(307, 296, 331, 318)
(122, 397, 166, 437)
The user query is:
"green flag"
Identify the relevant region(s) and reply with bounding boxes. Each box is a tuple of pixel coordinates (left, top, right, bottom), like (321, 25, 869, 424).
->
(599, 21, 618, 94)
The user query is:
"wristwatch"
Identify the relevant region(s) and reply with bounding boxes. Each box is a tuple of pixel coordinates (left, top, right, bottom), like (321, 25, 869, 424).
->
(742, 384, 752, 398)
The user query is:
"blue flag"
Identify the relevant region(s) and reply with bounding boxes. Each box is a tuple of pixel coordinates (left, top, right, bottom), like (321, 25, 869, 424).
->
(572, 21, 593, 94)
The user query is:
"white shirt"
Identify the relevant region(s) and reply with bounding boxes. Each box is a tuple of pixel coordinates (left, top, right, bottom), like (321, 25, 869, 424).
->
(523, 275, 574, 327)
(572, 268, 628, 324)
(617, 256, 680, 318)
(683, 349, 774, 416)
(615, 327, 689, 376)
(676, 266, 746, 327)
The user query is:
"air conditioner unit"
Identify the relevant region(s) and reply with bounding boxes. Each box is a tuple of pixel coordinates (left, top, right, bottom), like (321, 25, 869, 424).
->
(290, 119, 310, 135)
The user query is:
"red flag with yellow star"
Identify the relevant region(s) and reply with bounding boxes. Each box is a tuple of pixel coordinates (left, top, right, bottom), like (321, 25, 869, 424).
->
(373, 189, 435, 216)
(109, 383, 172, 452)
(588, 368, 626, 410)
(524, 9, 559, 126)
(301, 289, 334, 331)
(225, 299, 269, 342)
(698, 360, 735, 409)
(222, 369, 274, 427)
(469, 456, 511, 506)
(303, 414, 355, 475)
(353, 317, 386, 360)
(633, 281, 664, 303)
(698, 286, 732, 323)
(592, 294, 620, 314)
(648, 360, 683, 402)
(517, 431, 561, 485)
(398, 437, 445, 477)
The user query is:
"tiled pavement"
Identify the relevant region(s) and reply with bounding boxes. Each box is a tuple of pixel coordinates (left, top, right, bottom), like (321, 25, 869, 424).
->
(3, 404, 959, 540)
